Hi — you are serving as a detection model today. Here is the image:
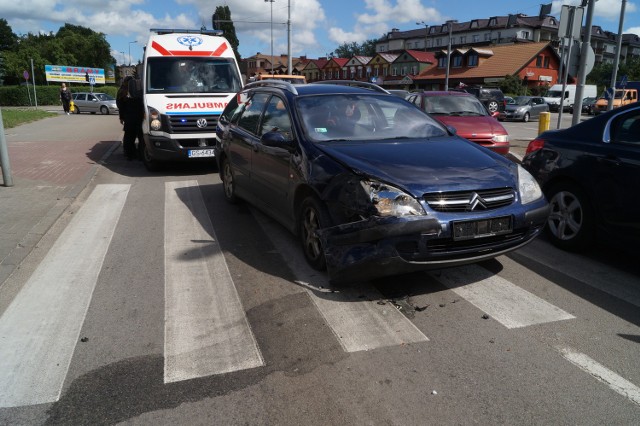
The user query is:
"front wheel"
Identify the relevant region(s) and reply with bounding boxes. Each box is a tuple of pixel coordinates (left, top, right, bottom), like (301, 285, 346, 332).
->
(522, 112, 530, 123)
(221, 158, 238, 204)
(100, 106, 109, 115)
(299, 196, 330, 271)
(545, 182, 594, 250)
(74, 107, 81, 114)
(141, 142, 161, 172)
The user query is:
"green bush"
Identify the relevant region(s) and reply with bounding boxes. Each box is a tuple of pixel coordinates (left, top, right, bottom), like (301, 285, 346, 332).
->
(0, 84, 118, 106)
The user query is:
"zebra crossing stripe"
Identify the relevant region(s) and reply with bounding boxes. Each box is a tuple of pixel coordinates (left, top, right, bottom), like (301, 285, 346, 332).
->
(251, 208, 429, 353)
(432, 264, 575, 329)
(0, 184, 130, 408)
(164, 181, 264, 383)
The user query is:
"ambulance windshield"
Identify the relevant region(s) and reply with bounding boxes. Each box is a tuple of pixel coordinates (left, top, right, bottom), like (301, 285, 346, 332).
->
(146, 57, 242, 94)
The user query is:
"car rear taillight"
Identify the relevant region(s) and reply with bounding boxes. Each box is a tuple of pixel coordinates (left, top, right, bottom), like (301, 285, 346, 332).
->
(525, 138, 545, 155)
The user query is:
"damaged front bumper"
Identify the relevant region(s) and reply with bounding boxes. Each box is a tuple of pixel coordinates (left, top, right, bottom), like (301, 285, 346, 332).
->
(319, 204, 548, 284)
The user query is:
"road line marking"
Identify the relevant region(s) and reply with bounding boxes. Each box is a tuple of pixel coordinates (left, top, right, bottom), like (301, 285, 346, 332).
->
(556, 346, 640, 406)
(0, 184, 130, 408)
(432, 264, 575, 329)
(164, 181, 263, 383)
(516, 243, 640, 307)
(251, 209, 429, 353)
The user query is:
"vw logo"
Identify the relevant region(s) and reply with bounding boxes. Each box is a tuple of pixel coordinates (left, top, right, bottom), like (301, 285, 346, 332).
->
(177, 36, 203, 47)
(196, 118, 208, 128)
(467, 192, 488, 211)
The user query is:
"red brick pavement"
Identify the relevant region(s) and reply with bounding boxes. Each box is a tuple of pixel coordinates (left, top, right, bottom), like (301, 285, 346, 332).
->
(7, 140, 115, 185)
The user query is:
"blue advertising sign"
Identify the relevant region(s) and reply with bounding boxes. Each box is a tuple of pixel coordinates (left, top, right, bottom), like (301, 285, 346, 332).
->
(45, 65, 105, 84)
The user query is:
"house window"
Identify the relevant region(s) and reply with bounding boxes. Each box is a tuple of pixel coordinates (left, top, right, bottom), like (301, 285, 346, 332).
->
(411, 65, 418, 75)
(401, 66, 407, 75)
(427, 39, 433, 48)
(407, 42, 412, 49)
(438, 57, 446, 68)
(484, 33, 491, 41)
(544, 57, 550, 68)
(452, 56, 462, 67)
(383, 67, 388, 76)
(473, 34, 480, 43)
(522, 31, 530, 39)
(358, 68, 363, 78)
(489, 18, 497, 26)
(436, 38, 442, 47)
(536, 55, 543, 67)
(468, 54, 478, 66)
(459, 36, 466, 44)
(343, 69, 349, 79)
(392, 67, 398, 76)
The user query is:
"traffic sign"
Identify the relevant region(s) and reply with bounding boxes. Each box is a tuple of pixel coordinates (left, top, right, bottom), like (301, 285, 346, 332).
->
(89, 76, 96, 86)
(23, 70, 29, 81)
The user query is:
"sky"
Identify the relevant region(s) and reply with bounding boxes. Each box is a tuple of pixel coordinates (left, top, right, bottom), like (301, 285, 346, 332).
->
(1, 0, 638, 65)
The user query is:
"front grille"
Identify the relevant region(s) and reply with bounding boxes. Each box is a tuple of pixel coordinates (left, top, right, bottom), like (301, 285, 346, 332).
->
(395, 230, 528, 262)
(163, 114, 219, 134)
(423, 188, 515, 212)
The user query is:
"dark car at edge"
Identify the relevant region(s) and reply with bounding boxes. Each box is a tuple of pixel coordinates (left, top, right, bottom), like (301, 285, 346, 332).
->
(216, 81, 549, 283)
(522, 102, 640, 251)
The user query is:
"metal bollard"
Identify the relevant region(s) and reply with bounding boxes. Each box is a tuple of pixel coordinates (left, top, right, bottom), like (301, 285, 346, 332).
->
(0, 108, 15, 187)
(538, 111, 550, 135)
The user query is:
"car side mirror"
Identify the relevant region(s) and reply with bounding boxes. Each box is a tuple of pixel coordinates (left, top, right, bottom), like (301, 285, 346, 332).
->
(261, 131, 295, 150)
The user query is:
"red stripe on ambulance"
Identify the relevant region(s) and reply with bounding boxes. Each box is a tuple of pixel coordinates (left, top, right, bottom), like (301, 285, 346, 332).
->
(150, 41, 228, 57)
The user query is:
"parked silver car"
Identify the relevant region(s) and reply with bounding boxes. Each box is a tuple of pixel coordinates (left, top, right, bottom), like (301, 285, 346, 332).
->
(498, 96, 549, 122)
(72, 92, 118, 115)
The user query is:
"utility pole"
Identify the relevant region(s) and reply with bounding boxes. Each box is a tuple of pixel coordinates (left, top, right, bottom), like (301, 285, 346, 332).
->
(572, 0, 596, 126)
(0, 109, 14, 187)
(607, 0, 626, 111)
(287, 0, 292, 74)
(445, 20, 456, 91)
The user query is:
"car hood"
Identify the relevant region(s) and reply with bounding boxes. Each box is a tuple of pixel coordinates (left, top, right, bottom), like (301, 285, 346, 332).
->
(317, 136, 515, 197)
(505, 104, 525, 112)
(432, 115, 506, 137)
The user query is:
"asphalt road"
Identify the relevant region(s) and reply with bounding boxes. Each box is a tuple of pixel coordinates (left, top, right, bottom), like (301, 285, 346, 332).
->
(1, 113, 638, 425)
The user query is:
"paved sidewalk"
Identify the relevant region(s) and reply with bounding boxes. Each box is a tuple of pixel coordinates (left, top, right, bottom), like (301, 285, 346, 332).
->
(0, 106, 123, 287)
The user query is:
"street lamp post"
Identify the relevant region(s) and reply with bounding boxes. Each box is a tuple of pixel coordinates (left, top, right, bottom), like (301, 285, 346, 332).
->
(120, 51, 125, 66)
(128, 41, 137, 66)
(416, 21, 429, 52)
(265, 0, 275, 74)
(444, 20, 457, 91)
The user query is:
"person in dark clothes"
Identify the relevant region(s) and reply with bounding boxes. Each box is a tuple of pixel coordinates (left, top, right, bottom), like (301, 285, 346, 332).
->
(60, 83, 72, 115)
(116, 76, 145, 160)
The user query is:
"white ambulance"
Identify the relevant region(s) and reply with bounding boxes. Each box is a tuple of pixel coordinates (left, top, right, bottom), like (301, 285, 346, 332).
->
(140, 29, 243, 171)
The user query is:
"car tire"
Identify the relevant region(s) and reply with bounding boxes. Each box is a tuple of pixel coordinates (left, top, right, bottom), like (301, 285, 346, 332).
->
(221, 158, 238, 204)
(522, 112, 530, 123)
(141, 142, 161, 172)
(545, 182, 594, 251)
(299, 196, 330, 271)
(486, 100, 499, 113)
(74, 107, 80, 114)
(100, 106, 109, 115)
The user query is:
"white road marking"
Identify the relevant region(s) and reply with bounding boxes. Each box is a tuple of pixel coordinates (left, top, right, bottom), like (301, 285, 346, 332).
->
(556, 346, 640, 406)
(518, 243, 640, 307)
(0, 184, 130, 408)
(432, 264, 575, 329)
(164, 181, 263, 383)
(252, 209, 429, 353)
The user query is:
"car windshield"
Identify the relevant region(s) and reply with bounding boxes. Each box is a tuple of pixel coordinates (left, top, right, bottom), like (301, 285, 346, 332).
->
(424, 95, 487, 116)
(513, 97, 532, 105)
(95, 94, 114, 101)
(297, 94, 447, 142)
(146, 57, 242, 94)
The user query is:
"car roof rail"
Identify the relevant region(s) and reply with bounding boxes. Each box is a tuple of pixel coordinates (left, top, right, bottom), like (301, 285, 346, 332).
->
(313, 80, 390, 94)
(244, 80, 298, 95)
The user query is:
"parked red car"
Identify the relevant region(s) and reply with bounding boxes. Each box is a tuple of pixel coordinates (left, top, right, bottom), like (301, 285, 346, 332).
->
(405, 91, 510, 155)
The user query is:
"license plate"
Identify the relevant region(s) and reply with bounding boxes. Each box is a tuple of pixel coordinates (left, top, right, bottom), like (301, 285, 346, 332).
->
(188, 149, 215, 158)
(452, 216, 512, 241)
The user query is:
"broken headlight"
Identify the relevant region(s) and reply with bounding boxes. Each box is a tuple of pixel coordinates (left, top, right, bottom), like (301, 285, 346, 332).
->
(360, 180, 425, 217)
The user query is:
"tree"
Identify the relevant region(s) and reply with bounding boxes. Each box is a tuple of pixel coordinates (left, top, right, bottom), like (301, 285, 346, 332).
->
(334, 39, 378, 58)
(213, 6, 241, 60)
(0, 19, 18, 51)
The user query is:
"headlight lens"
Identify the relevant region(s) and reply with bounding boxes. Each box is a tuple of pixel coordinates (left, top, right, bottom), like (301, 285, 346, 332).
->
(492, 134, 509, 143)
(148, 107, 162, 131)
(360, 180, 425, 216)
(517, 165, 543, 204)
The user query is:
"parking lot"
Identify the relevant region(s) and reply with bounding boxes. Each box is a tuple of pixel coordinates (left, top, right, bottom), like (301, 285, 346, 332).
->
(502, 110, 593, 160)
